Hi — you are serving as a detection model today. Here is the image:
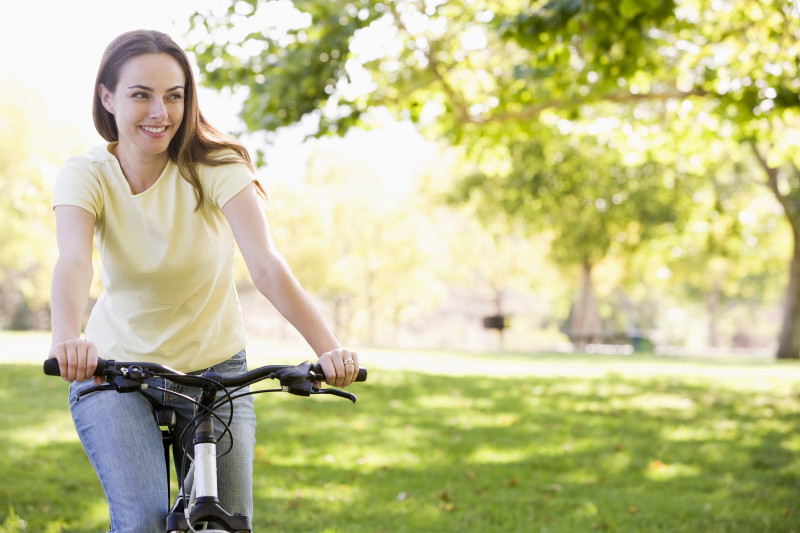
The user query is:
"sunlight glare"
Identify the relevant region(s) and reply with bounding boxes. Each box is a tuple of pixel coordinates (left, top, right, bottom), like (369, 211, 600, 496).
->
(460, 24, 488, 51)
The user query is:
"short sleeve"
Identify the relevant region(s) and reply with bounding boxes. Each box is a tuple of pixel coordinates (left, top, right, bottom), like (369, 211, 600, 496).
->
(52, 156, 104, 219)
(200, 161, 256, 210)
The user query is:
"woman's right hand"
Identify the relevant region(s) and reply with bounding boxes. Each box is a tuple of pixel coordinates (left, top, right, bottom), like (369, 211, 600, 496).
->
(49, 339, 100, 383)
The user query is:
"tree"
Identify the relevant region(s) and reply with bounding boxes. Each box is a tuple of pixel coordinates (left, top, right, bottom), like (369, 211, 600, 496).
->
(188, 0, 799, 355)
(0, 82, 85, 329)
(625, 151, 789, 348)
(501, 0, 800, 357)
(454, 128, 695, 346)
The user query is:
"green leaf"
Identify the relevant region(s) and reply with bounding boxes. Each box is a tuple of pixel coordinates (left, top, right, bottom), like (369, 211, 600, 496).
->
(619, 0, 643, 19)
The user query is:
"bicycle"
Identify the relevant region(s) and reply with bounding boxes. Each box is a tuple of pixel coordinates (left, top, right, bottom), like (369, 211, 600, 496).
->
(43, 356, 367, 533)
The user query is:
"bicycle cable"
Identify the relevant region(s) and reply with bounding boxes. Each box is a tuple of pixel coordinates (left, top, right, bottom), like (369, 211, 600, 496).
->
(146, 376, 237, 518)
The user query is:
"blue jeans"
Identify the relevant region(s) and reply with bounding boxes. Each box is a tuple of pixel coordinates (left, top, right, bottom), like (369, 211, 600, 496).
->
(69, 351, 256, 533)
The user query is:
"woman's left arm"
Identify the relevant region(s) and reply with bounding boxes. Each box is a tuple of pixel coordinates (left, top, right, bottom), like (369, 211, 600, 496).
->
(222, 183, 359, 387)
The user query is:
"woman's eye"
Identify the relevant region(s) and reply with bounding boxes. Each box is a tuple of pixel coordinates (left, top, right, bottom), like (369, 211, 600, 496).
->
(168, 93, 184, 100)
(132, 92, 148, 99)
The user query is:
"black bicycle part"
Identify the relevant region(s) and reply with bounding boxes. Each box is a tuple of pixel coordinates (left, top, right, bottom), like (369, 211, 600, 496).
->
(166, 499, 250, 532)
(42, 357, 367, 388)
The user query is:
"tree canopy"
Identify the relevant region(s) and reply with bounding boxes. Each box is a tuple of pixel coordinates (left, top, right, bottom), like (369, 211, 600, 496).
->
(188, 0, 799, 355)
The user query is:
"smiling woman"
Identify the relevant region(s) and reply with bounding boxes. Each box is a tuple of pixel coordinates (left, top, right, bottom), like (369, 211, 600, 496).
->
(90, 30, 262, 208)
(97, 53, 186, 193)
(47, 29, 363, 533)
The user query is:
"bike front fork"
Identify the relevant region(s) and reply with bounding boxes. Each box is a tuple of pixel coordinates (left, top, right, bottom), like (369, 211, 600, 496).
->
(166, 400, 251, 533)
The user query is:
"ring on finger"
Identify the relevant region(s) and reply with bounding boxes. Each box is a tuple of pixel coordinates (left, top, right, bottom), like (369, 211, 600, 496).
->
(344, 359, 355, 366)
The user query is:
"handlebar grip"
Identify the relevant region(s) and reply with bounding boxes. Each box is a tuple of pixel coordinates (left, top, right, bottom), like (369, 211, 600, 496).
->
(43, 357, 109, 377)
(311, 363, 367, 382)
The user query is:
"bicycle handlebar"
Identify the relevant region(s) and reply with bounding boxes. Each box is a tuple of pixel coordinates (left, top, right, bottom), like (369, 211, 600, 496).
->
(43, 357, 111, 378)
(43, 357, 367, 386)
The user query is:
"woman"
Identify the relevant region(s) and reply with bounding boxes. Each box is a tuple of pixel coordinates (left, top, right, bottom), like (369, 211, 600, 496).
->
(48, 30, 359, 532)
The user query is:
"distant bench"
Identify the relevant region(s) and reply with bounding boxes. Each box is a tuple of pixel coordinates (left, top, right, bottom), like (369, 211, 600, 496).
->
(567, 332, 652, 353)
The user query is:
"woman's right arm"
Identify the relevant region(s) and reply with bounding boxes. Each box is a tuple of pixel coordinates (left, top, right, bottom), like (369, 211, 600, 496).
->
(49, 205, 98, 382)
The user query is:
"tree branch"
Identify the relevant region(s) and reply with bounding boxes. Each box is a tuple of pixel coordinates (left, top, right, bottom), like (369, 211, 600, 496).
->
(749, 141, 799, 226)
(386, 2, 472, 124)
(479, 87, 710, 125)
(379, 4, 712, 127)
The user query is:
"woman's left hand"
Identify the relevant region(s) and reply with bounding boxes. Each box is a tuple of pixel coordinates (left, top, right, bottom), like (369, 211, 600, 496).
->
(316, 347, 360, 388)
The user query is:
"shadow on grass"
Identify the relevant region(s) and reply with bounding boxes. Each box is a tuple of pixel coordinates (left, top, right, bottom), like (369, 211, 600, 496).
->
(249, 371, 800, 533)
(3, 363, 799, 533)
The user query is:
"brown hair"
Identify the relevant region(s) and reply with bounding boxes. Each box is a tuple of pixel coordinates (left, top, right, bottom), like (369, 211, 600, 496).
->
(93, 30, 266, 209)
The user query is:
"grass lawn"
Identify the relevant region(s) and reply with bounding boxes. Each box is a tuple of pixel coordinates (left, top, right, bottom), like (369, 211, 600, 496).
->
(2, 333, 800, 532)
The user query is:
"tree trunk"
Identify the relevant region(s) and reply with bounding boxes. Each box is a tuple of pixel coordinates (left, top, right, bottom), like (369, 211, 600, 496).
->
(493, 288, 506, 351)
(777, 243, 800, 359)
(364, 269, 376, 347)
(751, 144, 800, 359)
(706, 278, 721, 347)
(569, 260, 603, 351)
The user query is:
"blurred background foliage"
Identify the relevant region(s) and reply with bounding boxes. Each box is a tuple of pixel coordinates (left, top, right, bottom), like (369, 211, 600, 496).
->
(1, 0, 797, 357)
(0, 82, 85, 332)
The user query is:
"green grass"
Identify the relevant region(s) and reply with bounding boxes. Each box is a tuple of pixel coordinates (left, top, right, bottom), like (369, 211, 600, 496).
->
(3, 347, 800, 532)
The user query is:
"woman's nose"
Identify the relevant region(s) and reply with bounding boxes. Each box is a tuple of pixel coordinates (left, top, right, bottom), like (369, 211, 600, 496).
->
(149, 100, 167, 120)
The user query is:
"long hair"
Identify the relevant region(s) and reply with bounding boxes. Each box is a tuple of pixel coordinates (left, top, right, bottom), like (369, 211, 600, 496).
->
(93, 30, 266, 209)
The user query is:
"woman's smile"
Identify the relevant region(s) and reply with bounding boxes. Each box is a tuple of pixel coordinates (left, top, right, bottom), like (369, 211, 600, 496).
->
(140, 125, 169, 136)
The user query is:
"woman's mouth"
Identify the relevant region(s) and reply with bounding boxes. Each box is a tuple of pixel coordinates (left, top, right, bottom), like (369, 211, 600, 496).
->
(140, 125, 168, 136)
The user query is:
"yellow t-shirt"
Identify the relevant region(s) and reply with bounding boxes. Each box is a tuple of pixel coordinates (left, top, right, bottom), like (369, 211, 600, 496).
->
(53, 144, 254, 372)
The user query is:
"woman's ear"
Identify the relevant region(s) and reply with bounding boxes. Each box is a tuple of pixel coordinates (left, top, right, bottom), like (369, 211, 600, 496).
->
(98, 84, 115, 115)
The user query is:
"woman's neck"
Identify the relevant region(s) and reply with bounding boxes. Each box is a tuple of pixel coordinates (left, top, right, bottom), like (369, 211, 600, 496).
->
(111, 143, 170, 194)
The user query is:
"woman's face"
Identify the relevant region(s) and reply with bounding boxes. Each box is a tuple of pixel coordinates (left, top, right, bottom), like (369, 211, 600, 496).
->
(99, 53, 186, 160)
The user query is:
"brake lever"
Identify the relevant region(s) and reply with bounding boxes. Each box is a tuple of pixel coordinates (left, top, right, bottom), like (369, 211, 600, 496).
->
(76, 383, 117, 400)
(311, 387, 357, 404)
(75, 373, 146, 400)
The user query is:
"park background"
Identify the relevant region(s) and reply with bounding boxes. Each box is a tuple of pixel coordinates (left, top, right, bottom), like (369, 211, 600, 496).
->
(2, 0, 800, 531)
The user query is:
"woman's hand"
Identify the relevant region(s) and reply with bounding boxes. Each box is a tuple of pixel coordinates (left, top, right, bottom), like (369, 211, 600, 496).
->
(49, 339, 100, 384)
(316, 347, 360, 388)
